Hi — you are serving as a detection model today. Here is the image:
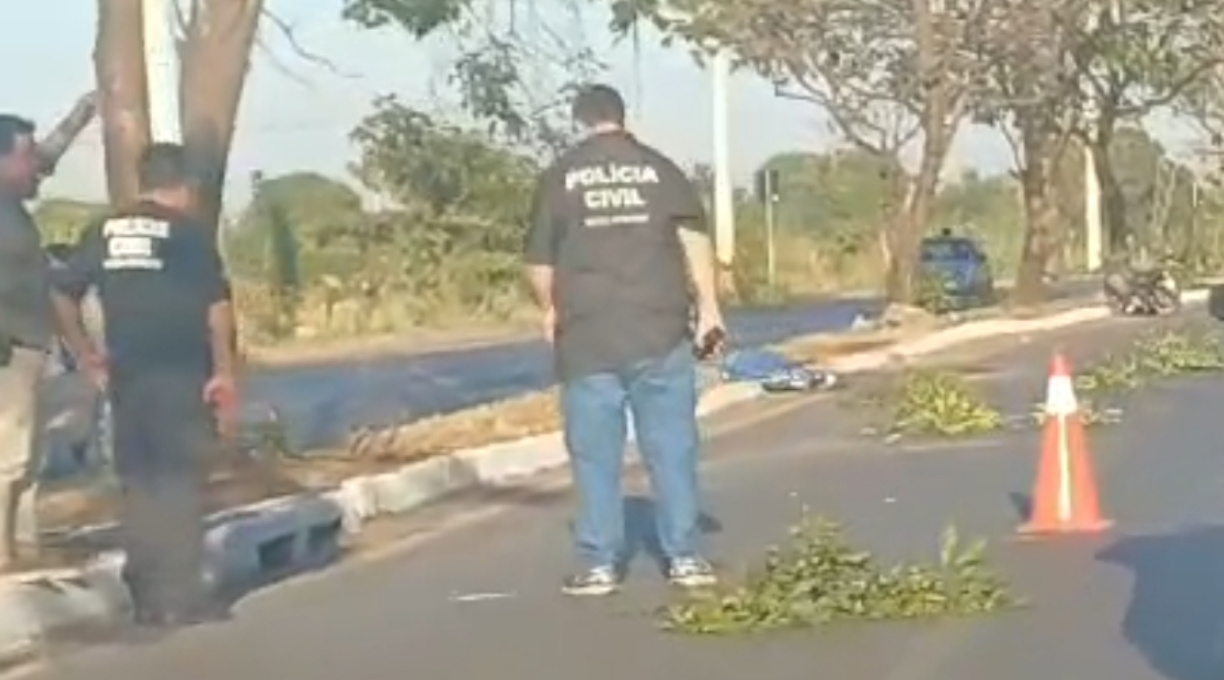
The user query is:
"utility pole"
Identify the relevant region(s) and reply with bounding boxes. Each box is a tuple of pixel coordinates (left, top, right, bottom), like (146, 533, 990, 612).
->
(711, 50, 736, 266)
(1082, 7, 1104, 272)
(1084, 136, 1104, 271)
(755, 168, 779, 289)
(143, 0, 181, 142)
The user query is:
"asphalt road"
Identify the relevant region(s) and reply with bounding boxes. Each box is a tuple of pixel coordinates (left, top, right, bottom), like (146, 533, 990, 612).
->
(24, 310, 1221, 680)
(242, 296, 881, 450)
(240, 279, 1100, 452)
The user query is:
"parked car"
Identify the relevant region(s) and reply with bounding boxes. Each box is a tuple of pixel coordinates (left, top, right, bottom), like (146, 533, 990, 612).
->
(918, 231, 996, 310)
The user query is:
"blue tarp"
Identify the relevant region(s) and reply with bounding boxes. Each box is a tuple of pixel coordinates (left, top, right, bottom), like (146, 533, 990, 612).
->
(720, 348, 837, 393)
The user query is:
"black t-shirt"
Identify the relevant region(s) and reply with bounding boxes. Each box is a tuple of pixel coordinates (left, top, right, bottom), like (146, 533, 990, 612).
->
(52, 202, 230, 377)
(524, 131, 707, 379)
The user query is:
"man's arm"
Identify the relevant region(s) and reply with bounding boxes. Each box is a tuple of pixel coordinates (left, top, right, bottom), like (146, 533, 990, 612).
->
(678, 228, 719, 317)
(523, 167, 561, 316)
(49, 224, 103, 364)
(208, 299, 238, 377)
(200, 239, 238, 377)
(36, 92, 96, 173)
(660, 159, 721, 319)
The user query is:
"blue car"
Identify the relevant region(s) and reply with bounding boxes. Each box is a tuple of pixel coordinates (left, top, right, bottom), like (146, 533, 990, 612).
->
(919, 232, 995, 309)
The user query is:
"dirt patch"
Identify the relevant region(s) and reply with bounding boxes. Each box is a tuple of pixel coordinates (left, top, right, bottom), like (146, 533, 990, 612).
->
(35, 389, 565, 544)
(38, 457, 312, 536)
(778, 331, 905, 365)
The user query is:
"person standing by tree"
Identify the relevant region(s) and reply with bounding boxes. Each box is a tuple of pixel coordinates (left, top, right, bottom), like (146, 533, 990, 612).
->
(51, 143, 238, 627)
(524, 84, 726, 596)
(0, 94, 96, 569)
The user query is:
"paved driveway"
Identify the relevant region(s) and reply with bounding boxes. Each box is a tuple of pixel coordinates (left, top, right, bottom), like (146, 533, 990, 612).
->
(30, 313, 1222, 680)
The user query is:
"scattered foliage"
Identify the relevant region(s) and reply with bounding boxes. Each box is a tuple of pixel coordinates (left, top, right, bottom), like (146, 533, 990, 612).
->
(1035, 328, 1224, 427)
(1130, 330, 1224, 375)
(888, 371, 1004, 437)
(660, 517, 1020, 634)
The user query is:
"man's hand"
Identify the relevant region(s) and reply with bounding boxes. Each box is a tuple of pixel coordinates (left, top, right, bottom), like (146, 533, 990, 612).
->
(540, 306, 558, 344)
(73, 91, 98, 117)
(81, 348, 108, 391)
(693, 304, 726, 359)
(204, 373, 239, 438)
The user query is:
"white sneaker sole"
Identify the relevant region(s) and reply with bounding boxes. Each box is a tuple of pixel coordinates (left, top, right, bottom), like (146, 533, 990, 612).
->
(561, 582, 619, 597)
(669, 573, 718, 589)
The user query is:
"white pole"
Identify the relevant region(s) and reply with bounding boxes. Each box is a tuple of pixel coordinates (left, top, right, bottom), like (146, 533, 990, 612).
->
(143, 0, 181, 142)
(1084, 139, 1104, 271)
(765, 190, 777, 289)
(711, 50, 736, 266)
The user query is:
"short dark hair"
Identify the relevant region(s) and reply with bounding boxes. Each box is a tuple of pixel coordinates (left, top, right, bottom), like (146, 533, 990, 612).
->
(0, 115, 35, 156)
(44, 243, 74, 262)
(138, 142, 191, 191)
(571, 84, 626, 127)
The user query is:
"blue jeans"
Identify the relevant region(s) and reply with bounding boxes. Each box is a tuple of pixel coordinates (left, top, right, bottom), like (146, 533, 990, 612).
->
(561, 343, 702, 568)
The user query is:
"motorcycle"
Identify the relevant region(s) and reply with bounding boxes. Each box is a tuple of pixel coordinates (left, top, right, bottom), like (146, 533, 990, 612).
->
(1103, 266, 1181, 316)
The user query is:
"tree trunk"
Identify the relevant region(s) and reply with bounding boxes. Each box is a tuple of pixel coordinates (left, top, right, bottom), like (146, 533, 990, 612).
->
(1013, 128, 1059, 306)
(179, 0, 263, 235)
(884, 110, 950, 304)
(884, 175, 934, 303)
(94, 0, 151, 207)
(1090, 118, 1129, 255)
(882, 0, 950, 305)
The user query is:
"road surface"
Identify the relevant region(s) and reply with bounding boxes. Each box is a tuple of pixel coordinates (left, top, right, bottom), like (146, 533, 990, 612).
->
(242, 296, 881, 450)
(243, 280, 1098, 451)
(24, 311, 1222, 680)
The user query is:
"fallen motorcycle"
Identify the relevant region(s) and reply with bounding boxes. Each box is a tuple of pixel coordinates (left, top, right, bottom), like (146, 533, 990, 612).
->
(1103, 267, 1181, 316)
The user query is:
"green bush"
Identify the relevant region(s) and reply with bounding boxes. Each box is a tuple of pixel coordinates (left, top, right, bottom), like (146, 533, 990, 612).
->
(661, 517, 1020, 634)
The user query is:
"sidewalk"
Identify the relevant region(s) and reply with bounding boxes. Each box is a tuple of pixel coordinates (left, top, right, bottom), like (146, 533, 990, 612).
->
(26, 315, 1224, 680)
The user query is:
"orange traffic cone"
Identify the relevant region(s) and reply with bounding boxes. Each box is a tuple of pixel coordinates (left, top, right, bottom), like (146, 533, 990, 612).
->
(1018, 352, 1113, 536)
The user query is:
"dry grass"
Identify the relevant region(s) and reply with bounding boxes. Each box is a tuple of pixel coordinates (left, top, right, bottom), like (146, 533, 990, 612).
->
(776, 330, 908, 365)
(38, 457, 311, 535)
(33, 390, 567, 550)
(342, 389, 562, 463)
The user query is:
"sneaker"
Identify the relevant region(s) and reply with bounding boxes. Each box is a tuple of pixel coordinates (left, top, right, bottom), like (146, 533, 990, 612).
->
(667, 556, 717, 588)
(561, 565, 620, 596)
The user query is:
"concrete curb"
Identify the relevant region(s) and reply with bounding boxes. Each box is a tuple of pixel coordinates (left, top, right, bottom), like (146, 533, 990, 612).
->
(0, 291, 1204, 659)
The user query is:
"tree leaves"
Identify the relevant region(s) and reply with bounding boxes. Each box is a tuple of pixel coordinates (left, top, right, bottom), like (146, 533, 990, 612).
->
(341, 0, 471, 35)
(660, 516, 1020, 634)
(341, 0, 601, 151)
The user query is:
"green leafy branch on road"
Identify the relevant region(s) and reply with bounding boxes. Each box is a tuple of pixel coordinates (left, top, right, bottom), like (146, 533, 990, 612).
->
(660, 517, 1021, 635)
(1033, 329, 1224, 428)
(879, 371, 1004, 438)
(1130, 330, 1224, 375)
(1074, 331, 1224, 394)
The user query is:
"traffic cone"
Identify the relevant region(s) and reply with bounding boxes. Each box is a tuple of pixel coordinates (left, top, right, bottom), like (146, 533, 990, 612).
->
(1018, 352, 1113, 536)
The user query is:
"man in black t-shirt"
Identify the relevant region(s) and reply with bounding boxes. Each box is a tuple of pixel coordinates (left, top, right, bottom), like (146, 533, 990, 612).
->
(525, 84, 726, 596)
(51, 143, 238, 628)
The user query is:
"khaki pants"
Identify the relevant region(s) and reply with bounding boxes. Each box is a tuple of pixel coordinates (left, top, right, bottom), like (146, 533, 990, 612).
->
(0, 347, 45, 565)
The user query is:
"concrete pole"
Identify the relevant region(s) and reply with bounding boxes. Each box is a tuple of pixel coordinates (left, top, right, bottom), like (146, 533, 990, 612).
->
(143, 0, 181, 142)
(1084, 127, 1104, 271)
(1079, 4, 1105, 272)
(711, 50, 736, 265)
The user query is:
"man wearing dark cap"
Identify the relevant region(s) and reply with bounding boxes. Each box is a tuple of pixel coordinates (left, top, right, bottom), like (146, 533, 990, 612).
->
(52, 142, 238, 628)
(0, 94, 96, 569)
(525, 84, 725, 595)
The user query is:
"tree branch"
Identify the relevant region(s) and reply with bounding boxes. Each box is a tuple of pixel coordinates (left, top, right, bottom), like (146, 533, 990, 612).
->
(258, 8, 357, 82)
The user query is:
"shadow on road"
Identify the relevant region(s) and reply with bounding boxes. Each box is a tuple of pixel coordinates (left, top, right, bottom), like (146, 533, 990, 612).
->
(1099, 525, 1224, 680)
(622, 495, 722, 575)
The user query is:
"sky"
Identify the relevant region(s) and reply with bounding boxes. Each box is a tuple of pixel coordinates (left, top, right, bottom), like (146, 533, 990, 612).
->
(0, 0, 1208, 212)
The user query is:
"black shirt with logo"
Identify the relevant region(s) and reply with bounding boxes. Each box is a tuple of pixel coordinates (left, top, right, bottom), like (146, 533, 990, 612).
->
(0, 195, 53, 348)
(51, 202, 230, 378)
(525, 131, 707, 379)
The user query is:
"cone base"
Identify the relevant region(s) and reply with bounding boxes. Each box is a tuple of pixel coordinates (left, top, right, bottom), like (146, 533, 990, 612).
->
(1016, 518, 1114, 538)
